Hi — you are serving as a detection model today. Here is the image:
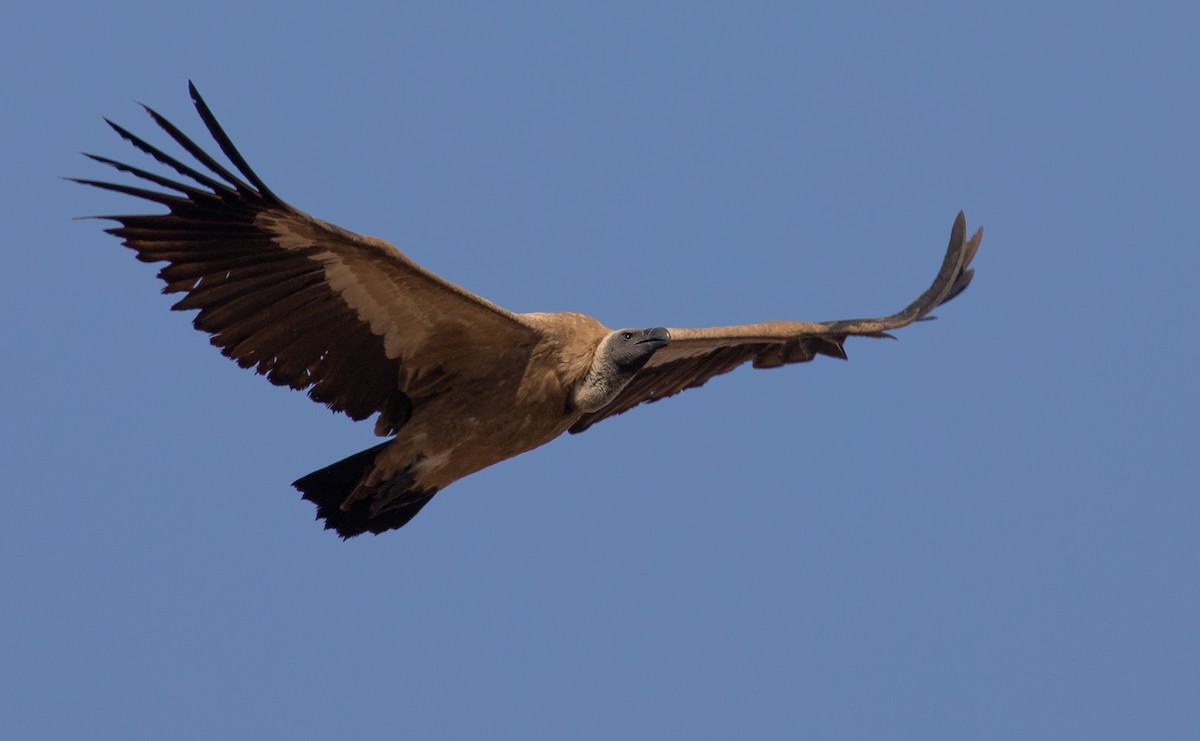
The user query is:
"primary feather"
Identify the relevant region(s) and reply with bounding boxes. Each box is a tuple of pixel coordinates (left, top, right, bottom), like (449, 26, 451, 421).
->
(79, 83, 983, 537)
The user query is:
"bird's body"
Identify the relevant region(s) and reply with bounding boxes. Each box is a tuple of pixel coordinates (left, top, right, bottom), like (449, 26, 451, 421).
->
(325, 311, 609, 533)
(79, 83, 983, 537)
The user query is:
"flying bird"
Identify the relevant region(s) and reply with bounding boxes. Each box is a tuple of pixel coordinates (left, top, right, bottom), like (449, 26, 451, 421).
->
(78, 83, 983, 538)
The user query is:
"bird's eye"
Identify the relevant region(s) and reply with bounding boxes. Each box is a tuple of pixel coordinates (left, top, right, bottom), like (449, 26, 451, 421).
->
(622, 332, 633, 340)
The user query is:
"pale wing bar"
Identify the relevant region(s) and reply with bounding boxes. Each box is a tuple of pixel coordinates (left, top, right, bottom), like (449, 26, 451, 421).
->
(75, 84, 414, 433)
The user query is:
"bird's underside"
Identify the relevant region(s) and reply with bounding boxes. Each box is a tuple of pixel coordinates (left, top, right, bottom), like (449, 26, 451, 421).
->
(79, 82, 983, 538)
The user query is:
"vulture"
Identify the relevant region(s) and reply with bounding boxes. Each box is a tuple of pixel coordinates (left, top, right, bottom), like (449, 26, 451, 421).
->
(78, 83, 984, 538)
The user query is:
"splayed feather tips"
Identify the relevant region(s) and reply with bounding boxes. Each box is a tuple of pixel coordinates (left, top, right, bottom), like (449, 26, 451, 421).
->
(78, 82, 983, 537)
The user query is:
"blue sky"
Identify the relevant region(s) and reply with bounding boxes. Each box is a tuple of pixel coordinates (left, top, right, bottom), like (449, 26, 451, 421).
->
(3, 2, 1197, 738)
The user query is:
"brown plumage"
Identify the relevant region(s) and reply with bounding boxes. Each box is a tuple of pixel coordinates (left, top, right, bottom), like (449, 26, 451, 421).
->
(78, 83, 984, 538)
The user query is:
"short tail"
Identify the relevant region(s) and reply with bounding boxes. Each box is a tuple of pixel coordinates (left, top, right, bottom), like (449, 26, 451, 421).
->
(292, 442, 438, 539)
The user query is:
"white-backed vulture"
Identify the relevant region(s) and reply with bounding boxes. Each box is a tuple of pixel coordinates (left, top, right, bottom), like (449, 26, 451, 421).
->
(77, 83, 984, 538)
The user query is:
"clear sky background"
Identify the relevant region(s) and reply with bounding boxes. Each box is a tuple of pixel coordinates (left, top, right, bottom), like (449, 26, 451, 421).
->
(3, 2, 1197, 739)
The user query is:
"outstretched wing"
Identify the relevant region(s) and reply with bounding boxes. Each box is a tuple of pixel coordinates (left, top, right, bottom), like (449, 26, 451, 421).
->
(77, 82, 540, 436)
(569, 213, 982, 434)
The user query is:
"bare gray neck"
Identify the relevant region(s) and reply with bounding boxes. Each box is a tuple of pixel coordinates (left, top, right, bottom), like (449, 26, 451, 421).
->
(570, 334, 633, 412)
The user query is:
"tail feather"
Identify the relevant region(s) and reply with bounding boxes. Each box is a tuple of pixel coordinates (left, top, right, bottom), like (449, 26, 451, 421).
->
(292, 442, 438, 538)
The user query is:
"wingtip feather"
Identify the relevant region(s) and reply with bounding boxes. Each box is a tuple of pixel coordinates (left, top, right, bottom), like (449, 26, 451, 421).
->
(185, 82, 282, 204)
(949, 211, 967, 253)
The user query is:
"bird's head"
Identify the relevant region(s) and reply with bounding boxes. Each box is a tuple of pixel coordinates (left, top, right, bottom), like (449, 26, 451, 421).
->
(609, 327, 672, 372)
(570, 327, 672, 412)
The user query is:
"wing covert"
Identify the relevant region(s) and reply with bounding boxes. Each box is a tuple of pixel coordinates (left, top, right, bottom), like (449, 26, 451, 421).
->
(78, 82, 540, 436)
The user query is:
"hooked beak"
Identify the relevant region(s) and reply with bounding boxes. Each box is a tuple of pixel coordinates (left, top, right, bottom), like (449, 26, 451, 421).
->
(637, 327, 672, 347)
